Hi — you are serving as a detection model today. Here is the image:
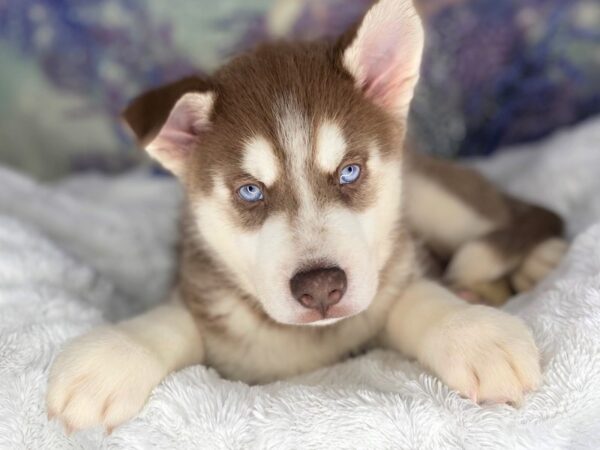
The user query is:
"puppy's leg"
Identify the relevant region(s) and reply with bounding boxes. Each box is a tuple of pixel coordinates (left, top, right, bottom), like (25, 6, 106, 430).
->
(407, 151, 566, 305)
(446, 206, 566, 304)
(381, 279, 541, 404)
(47, 293, 203, 432)
(510, 237, 568, 292)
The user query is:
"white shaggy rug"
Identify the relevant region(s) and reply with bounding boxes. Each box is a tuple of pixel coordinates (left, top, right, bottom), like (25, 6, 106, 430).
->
(1, 117, 600, 449)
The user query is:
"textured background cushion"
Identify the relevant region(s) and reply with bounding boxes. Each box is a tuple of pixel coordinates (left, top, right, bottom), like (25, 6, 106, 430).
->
(1, 0, 599, 178)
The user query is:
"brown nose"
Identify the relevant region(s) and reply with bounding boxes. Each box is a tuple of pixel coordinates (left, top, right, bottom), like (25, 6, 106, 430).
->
(290, 267, 347, 317)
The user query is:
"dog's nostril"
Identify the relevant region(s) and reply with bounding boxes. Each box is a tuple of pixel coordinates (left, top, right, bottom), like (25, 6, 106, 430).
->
(290, 266, 347, 316)
(299, 294, 315, 308)
(329, 289, 342, 302)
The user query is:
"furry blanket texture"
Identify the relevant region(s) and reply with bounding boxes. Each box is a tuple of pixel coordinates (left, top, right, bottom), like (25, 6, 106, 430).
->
(1, 118, 600, 449)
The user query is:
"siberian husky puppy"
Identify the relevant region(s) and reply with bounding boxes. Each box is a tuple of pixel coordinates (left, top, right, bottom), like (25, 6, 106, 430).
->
(47, 0, 566, 432)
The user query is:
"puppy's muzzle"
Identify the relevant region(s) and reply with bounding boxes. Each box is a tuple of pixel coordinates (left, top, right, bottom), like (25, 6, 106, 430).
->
(290, 267, 347, 317)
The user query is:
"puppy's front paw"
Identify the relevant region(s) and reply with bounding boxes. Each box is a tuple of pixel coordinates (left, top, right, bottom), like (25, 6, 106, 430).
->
(420, 306, 541, 405)
(47, 327, 167, 432)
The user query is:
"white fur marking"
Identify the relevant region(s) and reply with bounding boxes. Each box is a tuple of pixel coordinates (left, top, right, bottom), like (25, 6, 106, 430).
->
(242, 136, 280, 187)
(316, 121, 347, 173)
(195, 177, 261, 297)
(406, 174, 494, 252)
(275, 99, 315, 218)
(358, 147, 402, 267)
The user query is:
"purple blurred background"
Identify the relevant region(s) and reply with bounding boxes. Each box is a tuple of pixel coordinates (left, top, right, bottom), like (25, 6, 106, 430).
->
(0, 0, 599, 179)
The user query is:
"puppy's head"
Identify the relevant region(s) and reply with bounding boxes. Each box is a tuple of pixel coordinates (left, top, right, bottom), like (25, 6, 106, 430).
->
(123, 0, 424, 325)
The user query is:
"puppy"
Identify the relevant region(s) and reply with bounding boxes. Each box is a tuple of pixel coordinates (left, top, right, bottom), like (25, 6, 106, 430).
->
(47, 0, 567, 432)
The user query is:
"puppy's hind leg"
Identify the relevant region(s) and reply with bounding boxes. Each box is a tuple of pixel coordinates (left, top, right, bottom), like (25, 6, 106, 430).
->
(446, 201, 566, 305)
(406, 151, 567, 305)
(510, 237, 568, 293)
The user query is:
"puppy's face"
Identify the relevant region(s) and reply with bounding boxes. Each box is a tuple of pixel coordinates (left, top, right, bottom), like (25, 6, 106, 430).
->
(123, 0, 424, 325)
(184, 68, 403, 325)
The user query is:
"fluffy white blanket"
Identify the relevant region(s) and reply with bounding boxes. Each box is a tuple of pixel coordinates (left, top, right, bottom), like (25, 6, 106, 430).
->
(1, 118, 600, 449)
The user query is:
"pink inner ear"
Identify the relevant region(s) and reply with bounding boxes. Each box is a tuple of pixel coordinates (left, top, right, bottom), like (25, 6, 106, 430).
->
(344, 0, 424, 117)
(146, 92, 214, 174)
(153, 125, 199, 154)
(361, 28, 420, 112)
(362, 41, 406, 109)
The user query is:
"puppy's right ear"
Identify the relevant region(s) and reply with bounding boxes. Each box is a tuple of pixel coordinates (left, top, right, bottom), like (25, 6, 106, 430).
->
(338, 0, 424, 121)
(122, 77, 215, 176)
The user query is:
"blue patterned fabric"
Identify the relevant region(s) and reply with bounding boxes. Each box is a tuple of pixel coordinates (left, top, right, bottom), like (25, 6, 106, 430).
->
(0, 0, 599, 178)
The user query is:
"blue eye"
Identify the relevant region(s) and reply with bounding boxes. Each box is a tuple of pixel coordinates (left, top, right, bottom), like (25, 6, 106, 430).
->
(238, 184, 264, 202)
(339, 164, 361, 185)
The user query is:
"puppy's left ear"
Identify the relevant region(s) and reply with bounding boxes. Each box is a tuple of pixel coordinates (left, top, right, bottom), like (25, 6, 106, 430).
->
(339, 0, 424, 120)
(121, 76, 215, 176)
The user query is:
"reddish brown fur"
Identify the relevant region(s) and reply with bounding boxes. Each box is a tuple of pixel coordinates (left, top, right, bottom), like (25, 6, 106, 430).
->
(125, 39, 404, 229)
(123, 27, 564, 313)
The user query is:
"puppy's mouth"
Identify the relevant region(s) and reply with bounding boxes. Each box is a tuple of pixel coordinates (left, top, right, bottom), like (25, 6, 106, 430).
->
(296, 304, 354, 325)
